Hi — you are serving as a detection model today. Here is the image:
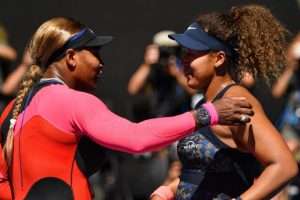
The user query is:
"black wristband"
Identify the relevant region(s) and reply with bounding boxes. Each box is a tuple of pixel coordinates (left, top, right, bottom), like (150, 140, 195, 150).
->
(236, 197, 243, 200)
(195, 106, 211, 127)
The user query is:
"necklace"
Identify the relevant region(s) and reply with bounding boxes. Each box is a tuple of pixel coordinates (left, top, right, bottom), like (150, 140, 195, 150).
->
(205, 80, 236, 102)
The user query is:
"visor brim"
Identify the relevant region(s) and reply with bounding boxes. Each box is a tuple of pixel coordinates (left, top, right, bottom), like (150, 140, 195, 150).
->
(168, 34, 210, 51)
(84, 36, 113, 47)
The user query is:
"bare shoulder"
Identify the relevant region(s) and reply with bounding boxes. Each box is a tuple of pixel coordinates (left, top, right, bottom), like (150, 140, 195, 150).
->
(225, 85, 278, 150)
(223, 84, 264, 111)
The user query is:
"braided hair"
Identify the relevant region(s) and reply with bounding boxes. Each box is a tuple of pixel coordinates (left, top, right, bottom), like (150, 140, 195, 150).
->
(3, 17, 84, 170)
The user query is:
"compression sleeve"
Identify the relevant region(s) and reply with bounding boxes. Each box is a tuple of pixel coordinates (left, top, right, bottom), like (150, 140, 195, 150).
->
(70, 91, 196, 153)
(33, 85, 196, 154)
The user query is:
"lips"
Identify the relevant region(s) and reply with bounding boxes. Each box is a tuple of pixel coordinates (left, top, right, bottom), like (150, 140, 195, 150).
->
(184, 69, 192, 77)
(95, 67, 103, 80)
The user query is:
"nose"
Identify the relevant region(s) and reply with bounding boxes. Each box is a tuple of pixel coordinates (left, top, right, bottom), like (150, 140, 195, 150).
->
(97, 55, 105, 66)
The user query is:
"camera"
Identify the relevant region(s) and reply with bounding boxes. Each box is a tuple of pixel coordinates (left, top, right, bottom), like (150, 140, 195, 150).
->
(158, 45, 181, 67)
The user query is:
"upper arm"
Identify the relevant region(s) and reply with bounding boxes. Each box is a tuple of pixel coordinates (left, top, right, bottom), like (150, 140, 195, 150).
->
(230, 88, 294, 166)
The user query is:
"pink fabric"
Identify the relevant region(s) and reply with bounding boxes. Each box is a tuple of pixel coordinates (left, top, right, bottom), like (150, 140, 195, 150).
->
(14, 84, 196, 154)
(203, 102, 219, 125)
(0, 172, 4, 179)
(150, 186, 174, 200)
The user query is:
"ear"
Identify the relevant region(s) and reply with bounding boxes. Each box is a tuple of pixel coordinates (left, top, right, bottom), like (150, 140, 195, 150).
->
(214, 51, 226, 68)
(65, 49, 76, 69)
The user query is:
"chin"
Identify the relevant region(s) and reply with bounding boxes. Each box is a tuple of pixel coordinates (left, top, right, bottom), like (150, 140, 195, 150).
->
(187, 82, 202, 90)
(187, 81, 196, 89)
(76, 83, 97, 92)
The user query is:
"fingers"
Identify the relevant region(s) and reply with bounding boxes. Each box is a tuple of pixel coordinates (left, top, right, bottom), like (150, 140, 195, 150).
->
(218, 113, 252, 126)
(212, 96, 254, 126)
(238, 107, 254, 117)
(228, 96, 252, 109)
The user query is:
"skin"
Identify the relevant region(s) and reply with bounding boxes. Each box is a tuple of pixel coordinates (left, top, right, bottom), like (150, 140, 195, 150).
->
(152, 49, 298, 200)
(46, 45, 254, 126)
(128, 44, 202, 95)
(43, 47, 103, 91)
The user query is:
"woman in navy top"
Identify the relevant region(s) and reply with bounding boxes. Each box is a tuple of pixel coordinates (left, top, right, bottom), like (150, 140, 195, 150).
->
(151, 4, 298, 200)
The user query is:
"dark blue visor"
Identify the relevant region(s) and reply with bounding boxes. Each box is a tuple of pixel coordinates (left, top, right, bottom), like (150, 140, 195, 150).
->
(168, 23, 237, 57)
(48, 28, 113, 64)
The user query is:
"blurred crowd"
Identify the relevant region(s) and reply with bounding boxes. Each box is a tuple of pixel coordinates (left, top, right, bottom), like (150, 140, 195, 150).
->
(1, 20, 300, 200)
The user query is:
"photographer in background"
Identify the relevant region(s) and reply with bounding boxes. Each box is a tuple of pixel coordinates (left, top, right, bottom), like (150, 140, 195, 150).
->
(0, 23, 17, 113)
(128, 30, 197, 122)
(120, 31, 197, 200)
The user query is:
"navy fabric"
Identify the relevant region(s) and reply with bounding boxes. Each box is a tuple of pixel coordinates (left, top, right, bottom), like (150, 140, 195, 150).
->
(48, 28, 113, 64)
(25, 177, 74, 200)
(169, 23, 237, 57)
(176, 84, 257, 200)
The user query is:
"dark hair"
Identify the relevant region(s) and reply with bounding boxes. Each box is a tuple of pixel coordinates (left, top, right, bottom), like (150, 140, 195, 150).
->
(196, 4, 289, 85)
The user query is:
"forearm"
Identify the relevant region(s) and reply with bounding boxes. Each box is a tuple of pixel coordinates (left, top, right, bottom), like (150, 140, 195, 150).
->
(239, 162, 298, 200)
(0, 45, 17, 61)
(86, 112, 196, 154)
(127, 63, 151, 95)
(1, 64, 27, 96)
(272, 68, 293, 98)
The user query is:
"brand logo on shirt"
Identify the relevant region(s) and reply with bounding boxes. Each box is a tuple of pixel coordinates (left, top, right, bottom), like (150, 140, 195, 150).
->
(183, 141, 199, 149)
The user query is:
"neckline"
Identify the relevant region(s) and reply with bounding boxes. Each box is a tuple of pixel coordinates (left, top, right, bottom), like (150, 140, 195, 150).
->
(40, 78, 67, 86)
(205, 80, 236, 102)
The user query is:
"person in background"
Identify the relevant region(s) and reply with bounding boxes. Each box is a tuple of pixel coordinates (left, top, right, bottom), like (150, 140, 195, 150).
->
(0, 17, 253, 200)
(128, 30, 198, 121)
(151, 4, 298, 200)
(1, 49, 31, 97)
(272, 32, 300, 145)
(125, 31, 199, 200)
(0, 24, 17, 112)
(271, 31, 300, 200)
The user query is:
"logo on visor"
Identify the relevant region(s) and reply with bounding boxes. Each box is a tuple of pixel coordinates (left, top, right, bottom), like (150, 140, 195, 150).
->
(187, 26, 197, 30)
(88, 28, 94, 34)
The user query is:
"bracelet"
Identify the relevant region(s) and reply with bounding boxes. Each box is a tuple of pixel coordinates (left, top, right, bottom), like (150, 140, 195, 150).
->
(236, 197, 243, 200)
(150, 186, 174, 200)
(202, 103, 219, 125)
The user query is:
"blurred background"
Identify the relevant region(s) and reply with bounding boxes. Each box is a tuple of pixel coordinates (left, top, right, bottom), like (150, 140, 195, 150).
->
(1, 0, 300, 200)
(0, 0, 299, 117)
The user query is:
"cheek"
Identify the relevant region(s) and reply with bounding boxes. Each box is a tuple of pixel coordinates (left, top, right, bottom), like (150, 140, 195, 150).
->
(189, 62, 214, 87)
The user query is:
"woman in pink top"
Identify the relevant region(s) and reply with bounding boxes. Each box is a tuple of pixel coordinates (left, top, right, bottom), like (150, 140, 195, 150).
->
(0, 17, 253, 200)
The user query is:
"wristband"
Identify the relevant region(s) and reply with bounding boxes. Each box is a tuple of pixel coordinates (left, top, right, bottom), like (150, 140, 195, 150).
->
(236, 197, 243, 200)
(150, 186, 174, 200)
(202, 103, 219, 125)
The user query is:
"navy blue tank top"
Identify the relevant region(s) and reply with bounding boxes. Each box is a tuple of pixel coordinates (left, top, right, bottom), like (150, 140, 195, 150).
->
(176, 84, 258, 200)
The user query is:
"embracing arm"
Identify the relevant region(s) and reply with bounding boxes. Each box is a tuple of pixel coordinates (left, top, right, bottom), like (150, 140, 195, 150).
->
(70, 91, 253, 154)
(232, 91, 298, 200)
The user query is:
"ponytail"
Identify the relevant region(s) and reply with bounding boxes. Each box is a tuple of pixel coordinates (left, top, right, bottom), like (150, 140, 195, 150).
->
(230, 5, 289, 85)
